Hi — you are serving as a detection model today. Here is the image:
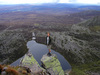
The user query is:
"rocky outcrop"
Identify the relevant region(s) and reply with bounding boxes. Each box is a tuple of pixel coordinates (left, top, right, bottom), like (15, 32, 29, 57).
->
(41, 54, 64, 75)
(19, 52, 65, 75)
(20, 52, 46, 75)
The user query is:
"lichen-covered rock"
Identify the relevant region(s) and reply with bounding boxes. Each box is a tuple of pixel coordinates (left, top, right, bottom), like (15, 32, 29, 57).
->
(41, 54, 64, 75)
(20, 52, 45, 75)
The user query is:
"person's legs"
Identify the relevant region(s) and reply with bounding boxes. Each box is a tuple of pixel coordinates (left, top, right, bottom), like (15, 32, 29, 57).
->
(47, 49, 51, 56)
(47, 45, 52, 56)
(47, 45, 51, 50)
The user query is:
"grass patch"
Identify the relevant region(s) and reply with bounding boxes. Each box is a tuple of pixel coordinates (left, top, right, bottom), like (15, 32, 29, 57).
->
(69, 60, 100, 75)
(89, 26, 100, 32)
(70, 67, 87, 75)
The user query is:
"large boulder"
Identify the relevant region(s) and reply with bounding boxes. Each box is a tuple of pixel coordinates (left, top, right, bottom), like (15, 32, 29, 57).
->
(20, 52, 45, 75)
(41, 54, 64, 75)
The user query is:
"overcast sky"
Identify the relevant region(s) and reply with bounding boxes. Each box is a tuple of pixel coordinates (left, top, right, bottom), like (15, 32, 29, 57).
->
(0, 0, 100, 5)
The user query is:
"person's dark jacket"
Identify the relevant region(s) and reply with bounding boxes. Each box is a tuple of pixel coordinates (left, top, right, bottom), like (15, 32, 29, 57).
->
(46, 36, 51, 45)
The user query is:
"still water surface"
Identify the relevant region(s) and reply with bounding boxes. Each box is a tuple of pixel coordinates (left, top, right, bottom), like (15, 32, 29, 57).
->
(11, 40, 71, 71)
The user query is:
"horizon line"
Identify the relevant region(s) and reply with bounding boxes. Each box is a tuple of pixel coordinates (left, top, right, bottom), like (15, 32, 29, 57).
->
(0, 3, 100, 6)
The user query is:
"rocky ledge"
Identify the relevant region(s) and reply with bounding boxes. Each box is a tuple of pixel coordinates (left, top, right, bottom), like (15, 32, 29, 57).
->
(19, 53, 65, 75)
(0, 52, 65, 75)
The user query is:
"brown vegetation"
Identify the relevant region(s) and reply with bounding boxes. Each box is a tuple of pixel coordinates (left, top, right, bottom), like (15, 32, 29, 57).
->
(6, 67, 19, 75)
(0, 65, 3, 73)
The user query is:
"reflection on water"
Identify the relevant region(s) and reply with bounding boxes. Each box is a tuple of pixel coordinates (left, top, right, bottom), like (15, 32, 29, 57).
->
(11, 40, 71, 71)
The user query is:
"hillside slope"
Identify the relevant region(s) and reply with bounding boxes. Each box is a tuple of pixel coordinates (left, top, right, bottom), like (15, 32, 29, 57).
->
(51, 16, 100, 63)
(0, 28, 31, 64)
(35, 16, 100, 75)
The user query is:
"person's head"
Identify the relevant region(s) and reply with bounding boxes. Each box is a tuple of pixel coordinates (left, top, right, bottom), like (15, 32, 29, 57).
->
(47, 32, 50, 36)
(49, 49, 51, 52)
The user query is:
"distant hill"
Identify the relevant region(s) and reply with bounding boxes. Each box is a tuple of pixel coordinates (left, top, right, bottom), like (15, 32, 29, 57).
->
(0, 4, 100, 15)
(0, 4, 100, 30)
(74, 16, 100, 32)
(79, 5, 100, 11)
(78, 16, 100, 26)
(0, 6, 100, 31)
(56, 10, 100, 25)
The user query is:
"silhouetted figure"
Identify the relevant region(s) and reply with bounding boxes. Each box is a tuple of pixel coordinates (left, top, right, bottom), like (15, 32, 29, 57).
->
(26, 68, 31, 73)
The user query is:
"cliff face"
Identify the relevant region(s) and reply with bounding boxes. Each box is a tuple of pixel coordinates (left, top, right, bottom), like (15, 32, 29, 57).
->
(0, 29, 31, 64)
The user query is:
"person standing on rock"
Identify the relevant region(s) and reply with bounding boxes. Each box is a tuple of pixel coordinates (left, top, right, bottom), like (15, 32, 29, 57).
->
(46, 32, 52, 56)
